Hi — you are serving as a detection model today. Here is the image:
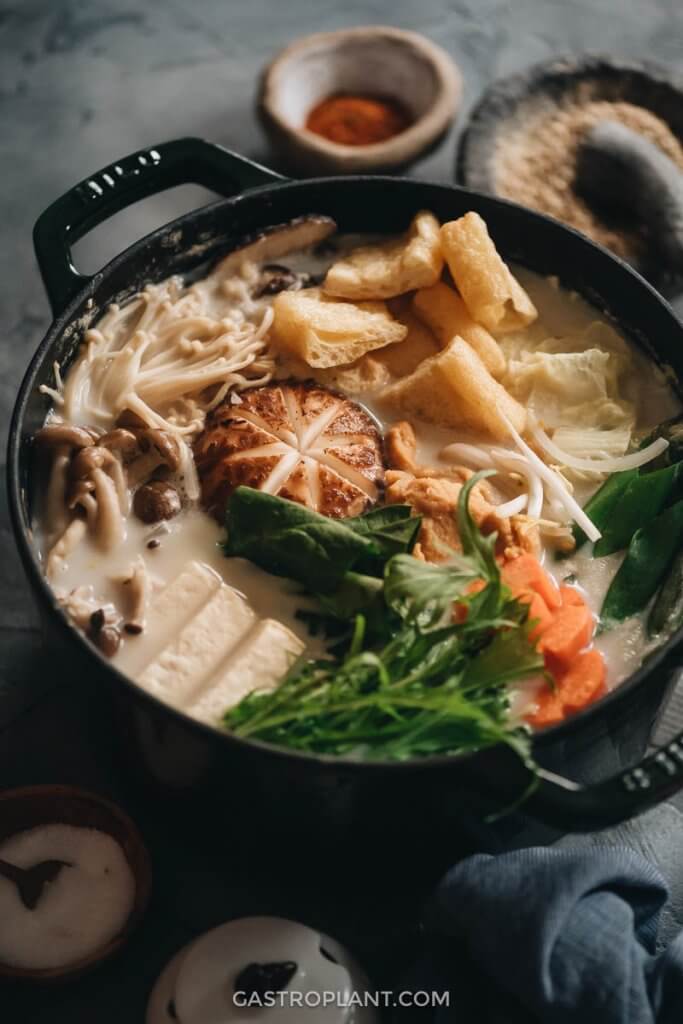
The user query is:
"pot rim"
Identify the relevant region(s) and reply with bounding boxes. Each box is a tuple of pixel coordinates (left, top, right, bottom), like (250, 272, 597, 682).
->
(8, 171, 683, 775)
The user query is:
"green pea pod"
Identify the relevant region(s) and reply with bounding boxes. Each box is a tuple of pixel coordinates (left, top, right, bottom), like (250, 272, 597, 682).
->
(570, 470, 637, 553)
(647, 547, 683, 637)
(601, 499, 683, 623)
(593, 464, 681, 556)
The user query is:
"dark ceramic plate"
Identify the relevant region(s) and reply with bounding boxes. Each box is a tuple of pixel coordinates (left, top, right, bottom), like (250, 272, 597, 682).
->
(456, 55, 683, 292)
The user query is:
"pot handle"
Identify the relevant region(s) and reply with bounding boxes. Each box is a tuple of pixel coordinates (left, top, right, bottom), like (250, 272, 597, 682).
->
(475, 666, 683, 831)
(33, 137, 286, 315)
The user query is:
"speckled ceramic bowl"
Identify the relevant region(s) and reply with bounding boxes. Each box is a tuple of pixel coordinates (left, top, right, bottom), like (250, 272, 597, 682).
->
(0, 785, 151, 982)
(259, 26, 462, 174)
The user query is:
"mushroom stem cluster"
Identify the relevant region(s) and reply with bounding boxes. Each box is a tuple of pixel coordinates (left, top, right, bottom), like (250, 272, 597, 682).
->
(37, 421, 183, 578)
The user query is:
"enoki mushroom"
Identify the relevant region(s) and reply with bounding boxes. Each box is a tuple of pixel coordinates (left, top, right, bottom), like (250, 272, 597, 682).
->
(39, 263, 277, 579)
(41, 271, 276, 437)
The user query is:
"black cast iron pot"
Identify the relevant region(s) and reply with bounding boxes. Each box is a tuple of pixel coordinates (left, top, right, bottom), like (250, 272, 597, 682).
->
(9, 138, 683, 854)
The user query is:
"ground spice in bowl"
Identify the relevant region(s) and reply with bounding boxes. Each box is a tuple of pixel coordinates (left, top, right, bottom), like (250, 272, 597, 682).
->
(305, 94, 412, 146)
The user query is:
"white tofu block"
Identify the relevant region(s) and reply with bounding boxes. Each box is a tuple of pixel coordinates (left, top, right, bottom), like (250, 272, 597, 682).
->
(137, 585, 255, 709)
(118, 561, 221, 676)
(187, 618, 305, 726)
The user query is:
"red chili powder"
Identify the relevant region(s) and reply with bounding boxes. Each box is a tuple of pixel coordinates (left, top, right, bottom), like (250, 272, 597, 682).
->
(305, 94, 412, 147)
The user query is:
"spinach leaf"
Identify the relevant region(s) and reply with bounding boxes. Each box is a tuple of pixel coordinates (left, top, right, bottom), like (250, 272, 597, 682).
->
(345, 505, 422, 565)
(223, 487, 420, 592)
(593, 464, 682, 556)
(224, 472, 540, 765)
(601, 498, 683, 622)
(224, 487, 374, 592)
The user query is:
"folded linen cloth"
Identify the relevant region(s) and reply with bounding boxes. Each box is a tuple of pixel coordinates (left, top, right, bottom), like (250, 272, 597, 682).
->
(403, 847, 683, 1023)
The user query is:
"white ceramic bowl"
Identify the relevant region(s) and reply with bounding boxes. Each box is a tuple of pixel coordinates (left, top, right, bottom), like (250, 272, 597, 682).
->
(259, 26, 462, 174)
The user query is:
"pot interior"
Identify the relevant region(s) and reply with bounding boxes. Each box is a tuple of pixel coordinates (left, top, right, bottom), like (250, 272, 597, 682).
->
(11, 175, 683, 779)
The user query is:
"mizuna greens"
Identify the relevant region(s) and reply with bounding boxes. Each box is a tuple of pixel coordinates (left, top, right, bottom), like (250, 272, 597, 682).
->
(222, 475, 544, 760)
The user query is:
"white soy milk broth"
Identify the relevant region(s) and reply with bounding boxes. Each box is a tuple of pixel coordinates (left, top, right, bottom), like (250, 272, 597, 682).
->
(35, 230, 682, 719)
(48, 509, 324, 667)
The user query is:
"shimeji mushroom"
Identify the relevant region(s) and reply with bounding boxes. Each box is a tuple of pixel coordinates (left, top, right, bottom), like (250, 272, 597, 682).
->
(127, 429, 182, 488)
(36, 424, 102, 575)
(69, 446, 128, 550)
(116, 557, 150, 636)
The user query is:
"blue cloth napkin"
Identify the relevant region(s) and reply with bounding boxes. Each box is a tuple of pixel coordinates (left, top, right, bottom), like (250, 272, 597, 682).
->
(404, 847, 683, 1023)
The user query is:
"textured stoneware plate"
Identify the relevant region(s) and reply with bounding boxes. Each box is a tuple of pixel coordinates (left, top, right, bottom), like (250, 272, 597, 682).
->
(456, 55, 683, 291)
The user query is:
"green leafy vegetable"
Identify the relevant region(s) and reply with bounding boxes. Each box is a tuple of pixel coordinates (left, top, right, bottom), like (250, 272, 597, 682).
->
(384, 554, 480, 629)
(593, 464, 682, 556)
(345, 505, 422, 561)
(570, 470, 637, 552)
(223, 474, 543, 762)
(224, 486, 419, 593)
(647, 548, 683, 637)
(601, 499, 683, 623)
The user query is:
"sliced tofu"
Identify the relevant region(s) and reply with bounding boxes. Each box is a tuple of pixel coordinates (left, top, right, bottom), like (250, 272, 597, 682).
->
(137, 584, 255, 709)
(186, 619, 305, 727)
(117, 561, 221, 676)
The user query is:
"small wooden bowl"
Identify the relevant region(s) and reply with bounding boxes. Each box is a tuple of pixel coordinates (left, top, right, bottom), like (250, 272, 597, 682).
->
(0, 785, 152, 982)
(259, 26, 462, 174)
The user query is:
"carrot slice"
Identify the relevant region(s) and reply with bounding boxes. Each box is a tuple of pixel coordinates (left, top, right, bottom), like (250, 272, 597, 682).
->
(558, 649, 607, 713)
(467, 579, 487, 595)
(527, 686, 564, 728)
(539, 603, 594, 668)
(518, 590, 553, 642)
(559, 584, 585, 608)
(502, 553, 561, 610)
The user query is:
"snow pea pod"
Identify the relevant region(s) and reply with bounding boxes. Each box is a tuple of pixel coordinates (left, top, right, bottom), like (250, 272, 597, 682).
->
(601, 499, 683, 623)
(571, 469, 637, 552)
(593, 463, 682, 556)
(647, 547, 683, 638)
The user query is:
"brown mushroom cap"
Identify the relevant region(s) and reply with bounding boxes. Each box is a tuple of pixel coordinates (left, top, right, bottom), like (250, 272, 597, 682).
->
(87, 605, 122, 657)
(99, 428, 140, 463)
(133, 480, 182, 523)
(70, 446, 118, 480)
(137, 429, 182, 470)
(194, 381, 384, 520)
(35, 424, 98, 449)
(116, 409, 148, 430)
(253, 264, 305, 298)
